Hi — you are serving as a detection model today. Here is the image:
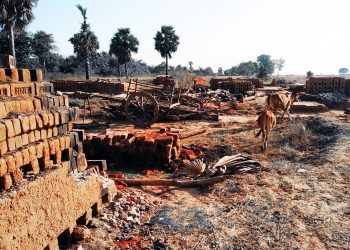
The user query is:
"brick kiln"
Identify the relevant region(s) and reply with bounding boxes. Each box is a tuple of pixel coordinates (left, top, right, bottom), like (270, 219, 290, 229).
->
(306, 77, 350, 96)
(209, 77, 262, 94)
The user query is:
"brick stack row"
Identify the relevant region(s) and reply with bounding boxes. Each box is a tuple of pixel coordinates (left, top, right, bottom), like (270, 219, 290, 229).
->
(51, 80, 127, 94)
(210, 77, 254, 94)
(306, 77, 350, 96)
(83, 129, 182, 169)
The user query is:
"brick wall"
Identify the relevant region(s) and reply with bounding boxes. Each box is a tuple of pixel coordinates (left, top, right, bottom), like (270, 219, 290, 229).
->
(306, 77, 350, 96)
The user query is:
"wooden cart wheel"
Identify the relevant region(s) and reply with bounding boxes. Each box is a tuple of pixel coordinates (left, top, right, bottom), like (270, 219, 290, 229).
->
(145, 89, 169, 103)
(125, 92, 159, 127)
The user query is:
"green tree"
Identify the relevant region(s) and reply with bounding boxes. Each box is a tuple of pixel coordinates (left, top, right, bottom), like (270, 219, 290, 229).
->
(256, 54, 274, 78)
(0, 0, 38, 66)
(109, 28, 139, 78)
(306, 70, 314, 78)
(339, 68, 349, 74)
(217, 67, 223, 76)
(69, 4, 99, 80)
(237, 61, 258, 76)
(273, 58, 285, 76)
(32, 31, 55, 72)
(224, 66, 239, 76)
(154, 26, 180, 75)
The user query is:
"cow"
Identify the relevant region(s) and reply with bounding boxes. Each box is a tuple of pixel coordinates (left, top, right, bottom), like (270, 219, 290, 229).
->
(256, 109, 277, 151)
(266, 92, 301, 118)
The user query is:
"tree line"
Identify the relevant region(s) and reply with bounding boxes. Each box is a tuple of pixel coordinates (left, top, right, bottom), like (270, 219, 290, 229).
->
(0, 2, 286, 79)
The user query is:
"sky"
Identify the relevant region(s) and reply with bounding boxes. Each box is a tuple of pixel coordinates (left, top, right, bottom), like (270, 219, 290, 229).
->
(27, 0, 350, 75)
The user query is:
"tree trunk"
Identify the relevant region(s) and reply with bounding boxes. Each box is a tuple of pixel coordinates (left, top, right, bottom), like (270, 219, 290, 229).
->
(165, 54, 168, 75)
(9, 25, 16, 67)
(85, 56, 90, 80)
(124, 63, 128, 79)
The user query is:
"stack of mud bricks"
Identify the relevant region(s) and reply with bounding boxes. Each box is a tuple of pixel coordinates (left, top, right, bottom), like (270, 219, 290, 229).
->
(83, 129, 181, 168)
(0, 55, 54, 96)
(51, 79, 126, 94)
(306, 77, 350, 96)
(210, 77, 254, 94)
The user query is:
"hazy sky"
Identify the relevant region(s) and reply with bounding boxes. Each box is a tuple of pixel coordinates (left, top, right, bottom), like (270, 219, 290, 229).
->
(27, 0, 350, 75)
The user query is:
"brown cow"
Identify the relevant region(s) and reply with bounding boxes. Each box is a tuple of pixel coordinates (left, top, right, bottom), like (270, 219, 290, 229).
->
(256, 109, 277, 151)
(266, 92, 300, 118)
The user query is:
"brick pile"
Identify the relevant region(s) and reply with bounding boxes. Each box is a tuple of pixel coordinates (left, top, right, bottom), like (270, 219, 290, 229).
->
(306, 77, 350, 96)
(51, 79, 127, 94)
(83, 128, 182, 168)
(0, 60, 88, 192)
(210, 77, 255, 94)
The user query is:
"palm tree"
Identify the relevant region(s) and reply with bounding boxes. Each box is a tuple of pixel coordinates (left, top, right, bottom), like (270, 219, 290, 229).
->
(109, 28, 139, 78)
(69, 4, 99, 80)
(154, 26, 180, 75)
(0, 0, 38, 67)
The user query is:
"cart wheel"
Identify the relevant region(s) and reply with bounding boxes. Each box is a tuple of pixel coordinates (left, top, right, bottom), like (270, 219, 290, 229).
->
(145, 89, 169, 103)
(125, 92, 159, 127)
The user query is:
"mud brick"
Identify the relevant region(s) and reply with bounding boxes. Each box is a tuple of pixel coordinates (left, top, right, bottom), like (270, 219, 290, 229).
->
(11, 101, 20, 112)
(52, 127, 58, 137)
(0, 102, 7, 118)
(58, 96, 64, 107)
(53, 96, 60, 107)
(5, 68, 19, 81)
(63, 95, 69, 107)
(70, 133, 77, 147)
(54, 138, 61, 152)
(42, 156, 51, 169)
(35, 115, 43, 129)
(0, 68, 5, 80)
(36, 143, 44, 159)
(21, 148, 30, 165)
(28, 145, 37, 161)
(47, 97, 54, 108)
(70, 157, 77, 172)
(22, 133, 29, 146)
(13, 151, 23, 168)
(59, 110, 67, 124)
(7, 137, 16, 151)
(33, 97, 42, 110)
(28, 115, 37, 131)
(15, 135, 23, 149)
(5, 154, 15, 173)
(59, 124, 68, 135)
(47, 128, 52, 138)
(4, 101, 13, 113)
(59, 137, 66, 150)
(62, 147, 73, 161)
(65, 136, 71, 149)
(0, 123, 6, 142)
(53, 111, 60, 126)
(0, 158, 7, 176)
(77, 153, 87, 172)
(11, 168, 23, 183)
(34, 82, 54, 95)
(29, 131, 36, 143)
(19, 100, 29, 113)
(34, 130, 41, 141)
(11, 118, 21, 136)
(0, 141, 8, 156)
(30, 69, 43, 82)
(25, 98, 35, 111)
(10, 83, 35, 96)
(2, 120, 15, 138)
(47, 112, 54, 127)
(19, 116, 30, 133)
(67, 122, 73, 132)
(42, 141, 50, 158)
(55, 150, 62, 164)
(0, 84, 11, 97)
(87, 160, 107, 171)
(18, 69, 31, 82)
(41, 129, 47, 140)
(40, 112, 49, 127)
(48, 139, 56, 155)
(1, 174, 12, 190)
(31, 159, 40, 174)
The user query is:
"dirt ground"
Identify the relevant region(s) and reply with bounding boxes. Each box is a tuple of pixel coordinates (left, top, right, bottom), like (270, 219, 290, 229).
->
(68, 95, 350, 250)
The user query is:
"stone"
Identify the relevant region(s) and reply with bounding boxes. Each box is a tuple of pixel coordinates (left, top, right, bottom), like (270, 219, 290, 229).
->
(0, 123, 6, 142)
